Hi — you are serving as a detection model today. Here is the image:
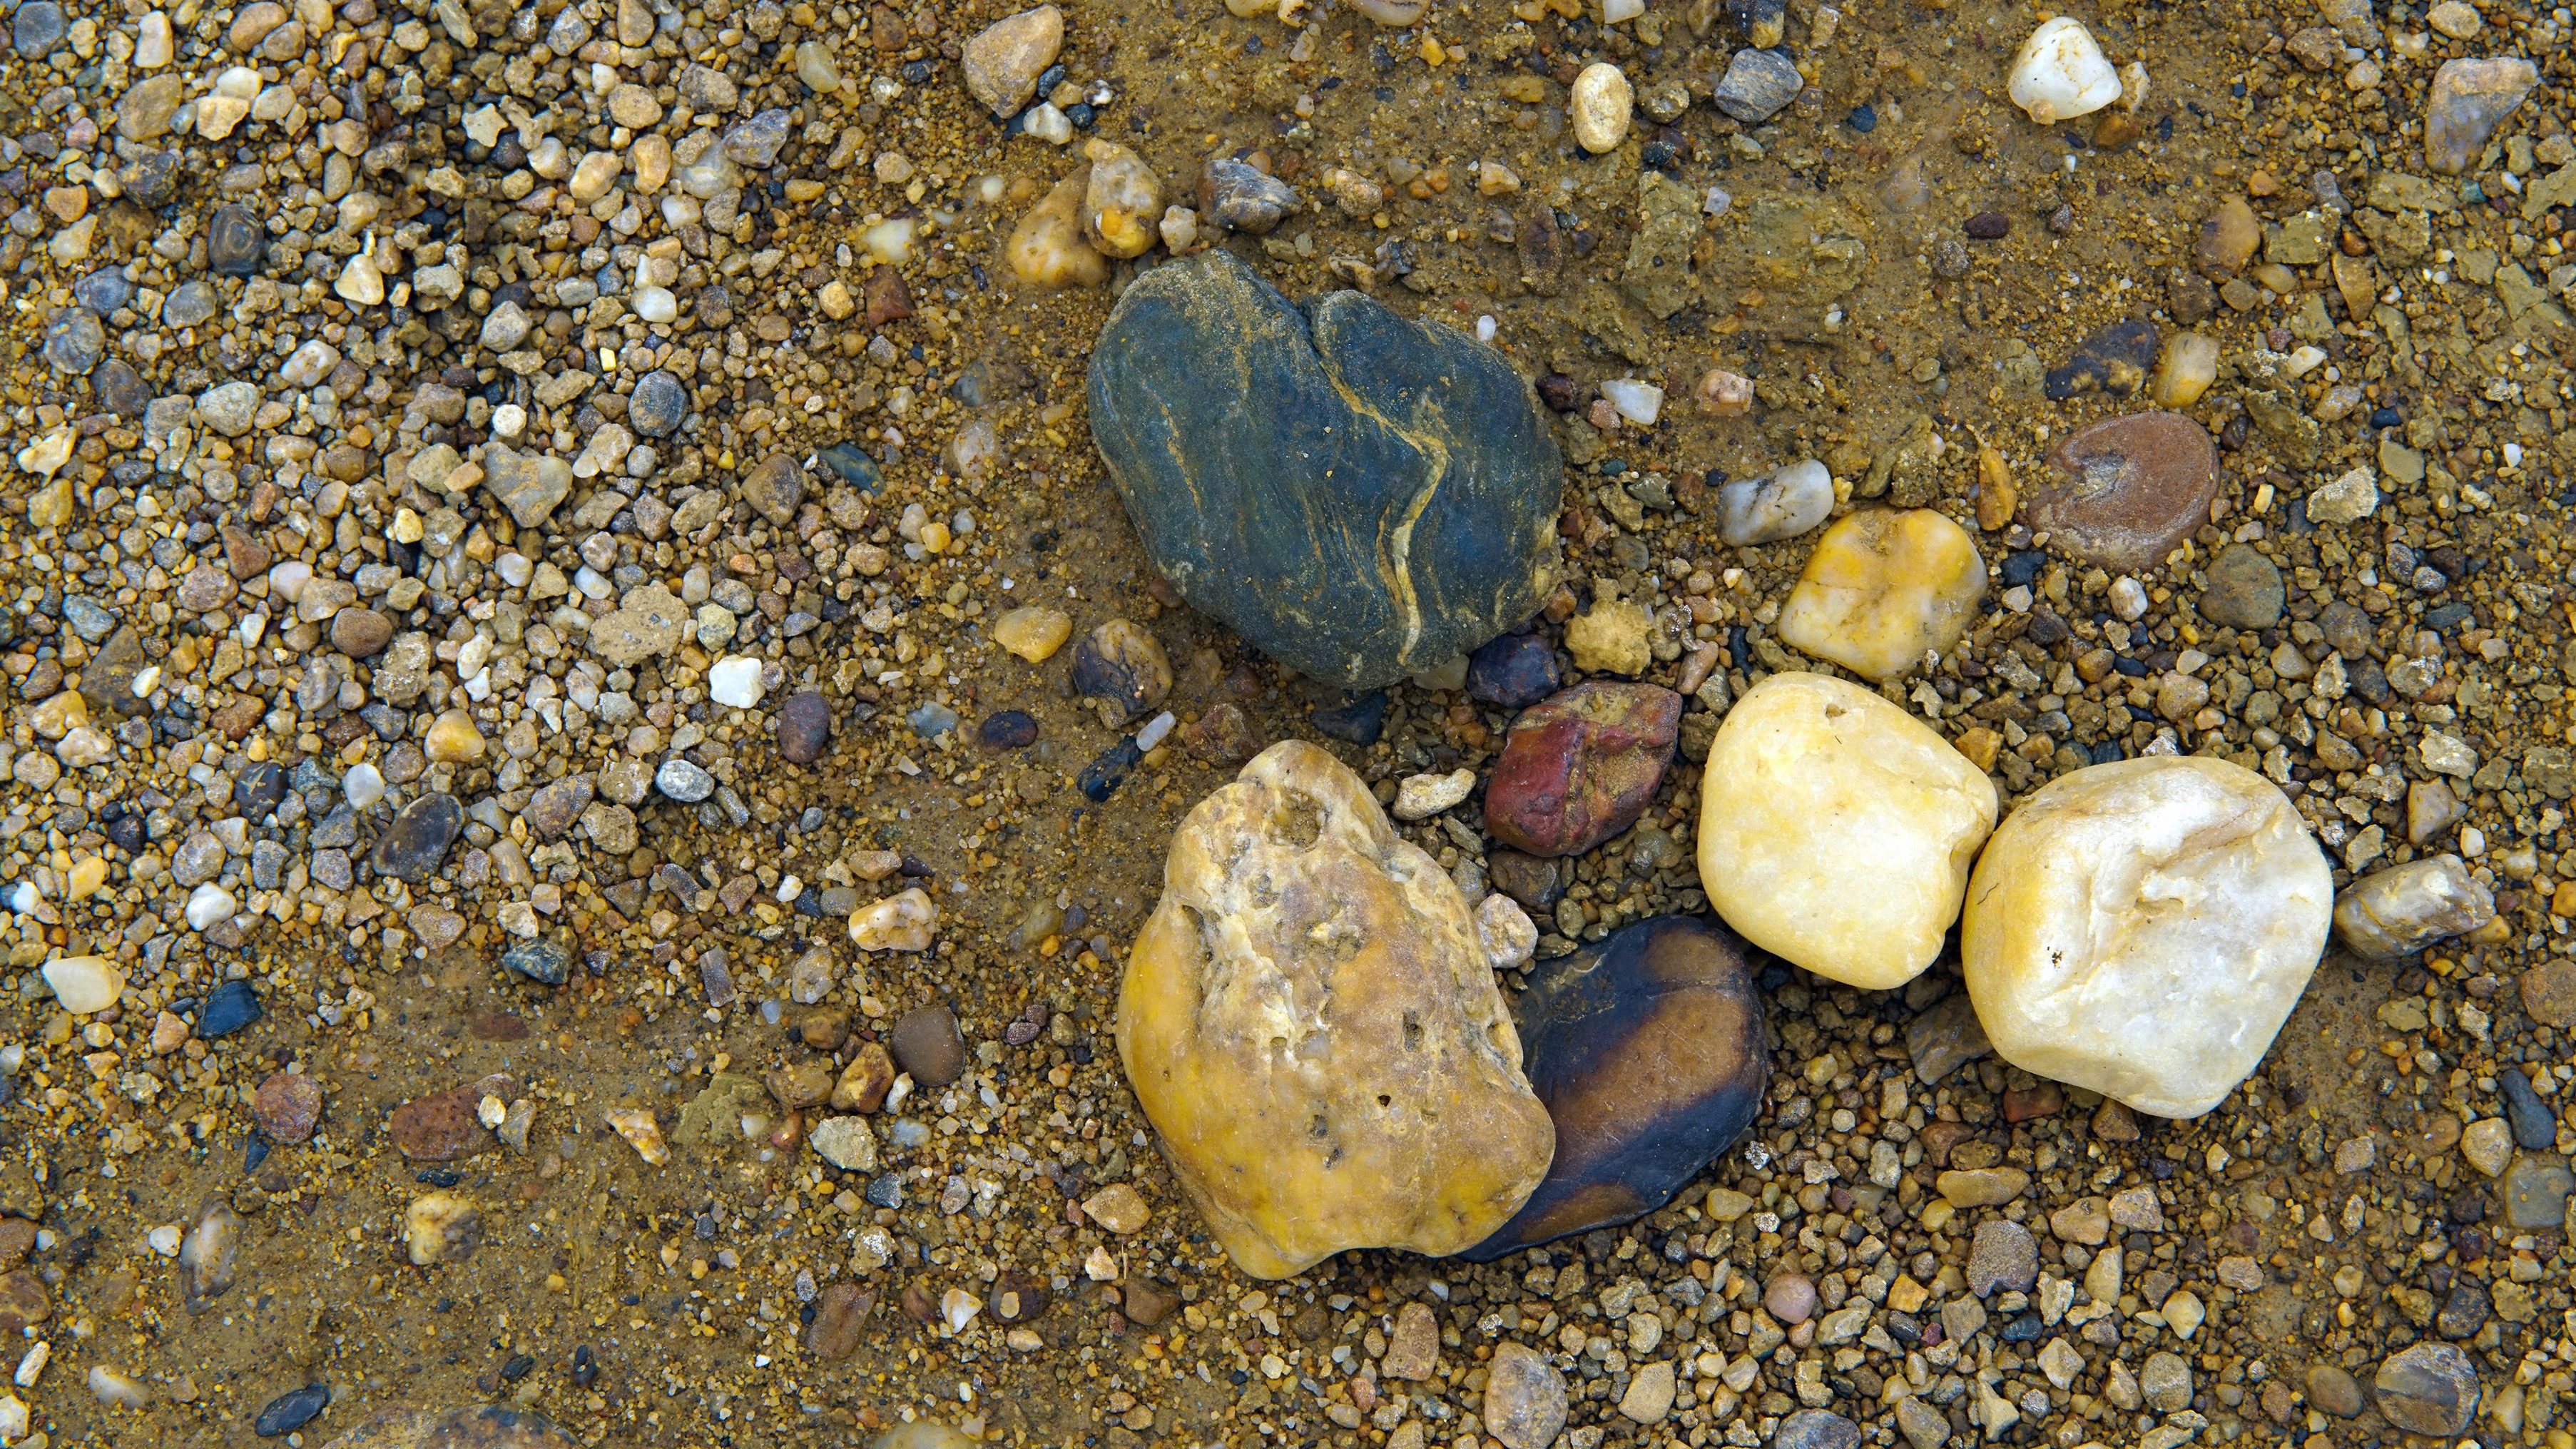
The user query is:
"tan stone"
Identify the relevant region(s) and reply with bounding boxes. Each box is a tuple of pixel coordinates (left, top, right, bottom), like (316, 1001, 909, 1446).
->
(1117, 741, 1552, 1278)
(1699, 673, 1997, 990)
(1962, 757, 2331, 1119)
(1776, 509, 1986, 681)
(1007, 175, 1109, 289)
(993, 606, 1073, 663)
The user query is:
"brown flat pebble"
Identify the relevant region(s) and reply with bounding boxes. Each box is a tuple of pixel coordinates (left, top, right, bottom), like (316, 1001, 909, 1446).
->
(389, 1084, 492, 1161)
(251, 1071, 324, 1144)
(2022, 412, 2219, 571)
(890, 1005, 967, 1086)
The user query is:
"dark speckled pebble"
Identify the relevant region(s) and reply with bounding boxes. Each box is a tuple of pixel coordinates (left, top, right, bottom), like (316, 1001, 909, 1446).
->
(818, 442, 882, 490)
(254, 1383, 329, 1437)
(2502, 1069, 2557, 1150)
(198, 980, 263, 1039)
(235, 761, 286, 818)
(502, 940, 570, 987)
(2045, 317, 2159, 400)
(370, 793, 464, 882)
(777, 690, 832, 764)
(979, 711, 1039, 750)
(1467, 631, 1561, 709)
(1463, 915, 1766, 1259)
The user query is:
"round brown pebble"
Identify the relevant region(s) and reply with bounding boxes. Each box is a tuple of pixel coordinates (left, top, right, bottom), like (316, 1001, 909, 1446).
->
(777, 690, 832, 764)
(889, 1005, 967, 1086)
(331, 607, 394, 658)
(978, 711, 1039, 750)
(1964, 210, 2010, 239)
(2199, 543, 2284, 629)
(251, 1071, 323, 1144)
(2023, 412, 2219, 571)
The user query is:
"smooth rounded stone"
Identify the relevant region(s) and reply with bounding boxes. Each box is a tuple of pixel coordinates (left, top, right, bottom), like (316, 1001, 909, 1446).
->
(331, 607, 393, 658)
(1776, 509, 1985, 682)
(2195, 195, 2261, 278)
(1089, 250, 1561, 688)
(2501, 1069, 2556, 1149)
(1483, 1342, 1569, 1449)
(2008, 16, 2120, 123)
(316, 1405, 579, 1449)
(1764, 1273, 1818, 1324)
(2199, 543, 2284, 629)
(41, 307, 101, 376)
(2023, 412, 2218, 571)
(42, 954, 123, 1013)
(890, 1005, 966, 1085)
(11, 1, 64, 58)
(1199, 158, 1303, 235)
(251, 1071, 323, 1143)
(1569, 63, 1633, 152)
(1462, 917, 1766, 1260)
(1967, 1219, 2039, 1296)
(480, 444, 573, 528)
(1483, 683, 1681, 858)
(73, 268, 136, 317)
(2375, 1343, 2480, 1437)
(628, 370, 686, 437)
(738, 452, 806, 525)
(1071, 619, 1171, 722)
(94, 358, 148, 418)
(1716, 459, 1834, 546)
(1711, 47, 1804, 124)
(208, 204, 265, 278)
(371, 792, 465, 882)
(1467, 631, 1561, 708)
(118, 73, 184, 141)
(1005, 176, 1107, 288)
(2425, 58, 2539, 175)
(1117, 741, 1553, 1278)
(1962, 757, 2331, 1119)
(256, 1384, 331, 1437)
(978, 711, 1039, 750)
(197, 979, 263, 1037)
(654, 758, 716, 803)
(2504, 1158, 2576, 1229)
(1699, 673, 1997, 990)
(992, 606, 1071, 664)
(2152, 332, 2220, 408)
(2333, 855, 2495, 958)
(777, 691, 832, 764)
(2306, 1364, 2366, 1418)
(962, 5, 1062, 117)
(500, 940, 570, 986)
(1393, 768, 1476, 821)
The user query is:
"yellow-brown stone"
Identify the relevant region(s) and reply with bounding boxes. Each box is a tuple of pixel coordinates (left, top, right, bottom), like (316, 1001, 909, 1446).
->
(1775, 509, 1985, 681)
(1118, 741, 1553, 1278)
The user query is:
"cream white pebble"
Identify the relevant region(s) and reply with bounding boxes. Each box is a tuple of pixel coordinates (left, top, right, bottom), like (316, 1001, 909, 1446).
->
(2007, 16, 2122, 124)
(1569, 62, 1634, 153)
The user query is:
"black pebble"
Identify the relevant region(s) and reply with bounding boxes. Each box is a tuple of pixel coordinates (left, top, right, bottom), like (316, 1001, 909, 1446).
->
(1847, 104, 1877, 132)
(2089, 741, 2125, 766)
(1998, 550, 2046, 588)
(573, 1345, 599, 1388)
(1079, 738, 1143, 800)
(1467, 632, 1561, 710)
(198, 980, 263, 1039)
(417, 1166, 463, 1187)
(979, 711, 1039, 750)
(900, 59, 933, 83)
(500, 1353, 536, 1382)
(2500, 1069, 2557, 1149)
(253, 1383, 330, 1438)
(2370, 406, 2404, 428)
(1964, 210, 2010, 240)
(235, 761, 286, 818)
(1310, 692, 1387, 746)
(1536, 374, 1579, 412)
(1999, 1312, 2045, 1343)
(243, 1137, 270, 1174)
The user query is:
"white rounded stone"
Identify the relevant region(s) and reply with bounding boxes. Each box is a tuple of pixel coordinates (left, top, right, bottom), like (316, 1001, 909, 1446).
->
(343, 762, 386, 808)
(185, 883, 239, 932)
(1697, 673, 1997, 990)
(1569, 63, 1634, 154)
(1962, 756, 2331, 1119)
(2007, 17, 2122, 125)
(41, 954, 126, 1014)
(707, 656, 766, 708)
(1715, 459, 1835, 546)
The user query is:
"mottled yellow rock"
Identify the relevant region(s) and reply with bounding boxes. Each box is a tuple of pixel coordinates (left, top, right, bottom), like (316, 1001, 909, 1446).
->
(1698, 673, 1997, 989)
(1962, 757, 2332, 1119)
(1118, 741, 1553, 1278)
(424, 709, 487, 763)
(1563, 598, 1652, 676)
(1081, 139, 1164, 260)
(1007, 175, 1109, 289)
(992, 606, 1073, 663)
(1776, 509, 1987, 681)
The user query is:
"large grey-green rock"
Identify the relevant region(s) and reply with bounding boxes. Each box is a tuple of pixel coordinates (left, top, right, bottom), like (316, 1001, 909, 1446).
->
(1086, 250, 1562, 688)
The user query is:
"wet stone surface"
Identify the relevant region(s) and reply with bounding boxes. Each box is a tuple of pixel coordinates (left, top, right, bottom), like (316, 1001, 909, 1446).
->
(2022, 412, 2221, 571)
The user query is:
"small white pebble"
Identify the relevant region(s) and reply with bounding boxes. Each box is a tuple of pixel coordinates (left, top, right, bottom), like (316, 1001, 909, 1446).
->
(1601, 377, 1664, 425)
(708, 656, 767, 708)
(1134, 711, 1176, 752)
(185, 883, 238, 932)
(492, 402, 528, 439)
(148, 1225, 183, 1256)
(632, 285, 678, 323)
(11, 1341, 46, 1388)
(775, 875, 803, 903)
(2108, 576, 2149, 621)
(344, 762, 386, 809)
(1475, 314, 1497, 342)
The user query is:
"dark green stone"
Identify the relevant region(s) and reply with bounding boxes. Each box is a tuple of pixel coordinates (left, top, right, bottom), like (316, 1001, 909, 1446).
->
(1462, 915, 1767, 1260)
(1086, 250, 1563, 689)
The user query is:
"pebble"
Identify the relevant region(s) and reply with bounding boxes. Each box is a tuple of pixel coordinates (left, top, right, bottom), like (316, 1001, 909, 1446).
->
(1071, 619, 1172, 723)
(1776, 509, 1987, 681)
(1562, 597, 1652, 676)
(655, 758, 716, 803)
(1908, 993, 1992, 1085)
(851, 888, 940, 952)
(41, 955, 123, 1014)
(2423, 58, 2537, 174)
(810, 1117, 879, 1171)
(1007, 177, 1109, 287)
(1091, 250, 1557, 686)
(251, 1072, 323, 1144)
(1937, 1166, 2031, 1206)
(207, 204, 265, 278)
(962, 6, 1064, 118)
(978, 711, 1039, 750)
(2306, 465, 2380, 524)
(2333, 855, 2495, 958)
(1482, 1342, 1569, 1449)
(1699, 673, 1997, 989)
(1765, 1273, 1819, 1324)
(1965, 757, 2330, 1118)
(1775, 1410, 1862, 1449)
(178, 1201, 242, 1310)
(2373, 1343, 2481, 1437)
(2024, 412, 2218, 571)
(41, 309, 101, 376)
(501, 940, 571, 987)
(629, 371, 686, 437)
(1715, 459, 1836, 546)
(198, 980, 263, 1038)
(185, 883, 239, 932)
(371, 793, 465, 882)
(2199, 543, 2284, 629)
(1467, 632, 1561, 709)
(1569, 63, 1634, 153)
(1198, 158, 1303, 235)
(993, 606, 1072, 662)
(1483, 682, 1680, 857)
(1081, 1183, 1151, 1234)
(707, 656, 767, 708)
(1120, 742, 1549, 1278)
(2503, 1158, 2576, 1229)
(1081, 140, 1166, 258)
(11, 1, 63, 58)
(2306, 1364, 2366, 1418)
(1711, 48, 1805, 124)
(2460, 1116, 2514, 1176)
(1393, 768, 1476, 821)
(1967, 1219, 2040, 1296)
(606, 1108, 670, 1166)
(738, 452, 806, 526)
(2500, 1069, 2557, 1149)
(890, 1005, 967, 1086)
(773, 691, 833, 766)
(2196, 195, 2260, 277)
(2151, 332, 2220, 407)
(1476, 893, 1539, 969)
(1466, 916, 1766, 1259)
(2008, 17, 2122, 123)
(254, 1383, 331, 1439)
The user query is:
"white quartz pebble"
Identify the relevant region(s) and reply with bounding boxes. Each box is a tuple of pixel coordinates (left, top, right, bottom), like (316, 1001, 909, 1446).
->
(708, 656, 767, 708)
(2007, 17, 2122, 124)
(344, 762, 386, 808)
(1570, 62, 1633, 153)
(1600, 378, 1664, 425)
(185, 883, 238, 932)
(41, 955, 125, 1014)
(1715, 459, 1835, 546)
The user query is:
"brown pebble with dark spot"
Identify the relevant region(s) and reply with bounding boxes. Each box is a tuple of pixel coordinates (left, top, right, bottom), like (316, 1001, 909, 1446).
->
(251, 1071, 324, 1144)
(889, 1005, 966, 1086)
(2021, 412, 2220, 571)
(863, 265, 914, 327)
